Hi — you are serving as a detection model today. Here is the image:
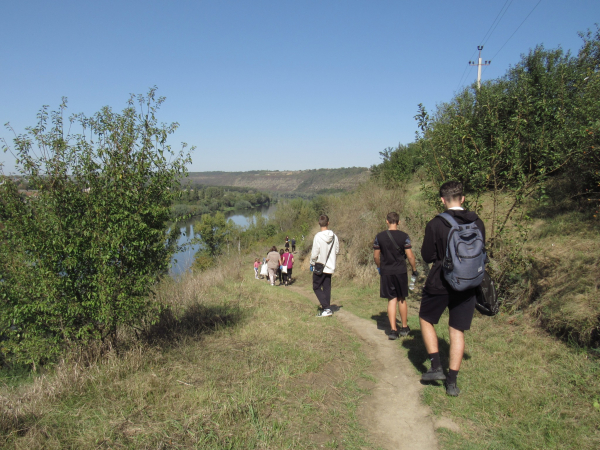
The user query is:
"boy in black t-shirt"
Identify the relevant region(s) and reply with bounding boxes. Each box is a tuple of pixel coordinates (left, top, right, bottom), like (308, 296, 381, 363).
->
(373, 212, 417, 340)
(419, 181, 486, 397)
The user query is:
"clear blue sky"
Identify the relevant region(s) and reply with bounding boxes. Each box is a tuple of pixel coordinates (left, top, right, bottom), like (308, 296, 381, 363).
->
(1, 0, 598, 172)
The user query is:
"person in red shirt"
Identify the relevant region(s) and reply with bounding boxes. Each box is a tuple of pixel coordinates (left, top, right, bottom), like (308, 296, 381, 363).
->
(253, 258, 260, 279)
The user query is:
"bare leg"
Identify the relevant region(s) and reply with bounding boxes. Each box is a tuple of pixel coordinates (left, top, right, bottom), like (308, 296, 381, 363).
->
(387, 298, 398, 331)
(449, 326, 465, 371)
(398, 298, 408, 328)
(420, 318, 439, 354)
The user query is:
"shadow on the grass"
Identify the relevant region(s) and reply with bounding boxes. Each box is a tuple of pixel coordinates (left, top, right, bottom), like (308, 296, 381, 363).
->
(142, 303, 245, 346)
(371, 311, 393, 332)
(401, 329, 471, 378)
(369, 312, 471, 377)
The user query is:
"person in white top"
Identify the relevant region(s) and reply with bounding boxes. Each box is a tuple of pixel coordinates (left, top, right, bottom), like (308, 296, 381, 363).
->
(310, 215, 339, 317)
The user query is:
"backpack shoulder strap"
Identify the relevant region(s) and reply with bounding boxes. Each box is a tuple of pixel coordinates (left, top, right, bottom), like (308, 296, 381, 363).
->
(385, 230, 402, 252)
(438, 212, 459, 228)
(323, 234, 336, 264)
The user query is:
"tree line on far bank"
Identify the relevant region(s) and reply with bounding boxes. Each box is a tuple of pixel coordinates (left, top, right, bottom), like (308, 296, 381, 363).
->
(171, 184, 272, 220)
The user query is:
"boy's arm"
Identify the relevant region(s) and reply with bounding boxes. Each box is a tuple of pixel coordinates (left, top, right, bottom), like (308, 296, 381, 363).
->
(420, 221, 437, 264)
(406, 248, 417, 273)
(335, 234, 340, 255)
(310, 236, 320, 265)
(373, 235, 381, 267)
(373, 249, 381, 267)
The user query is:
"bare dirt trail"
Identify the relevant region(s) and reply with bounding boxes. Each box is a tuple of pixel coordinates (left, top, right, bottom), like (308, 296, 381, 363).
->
(288, 284, 459, 450)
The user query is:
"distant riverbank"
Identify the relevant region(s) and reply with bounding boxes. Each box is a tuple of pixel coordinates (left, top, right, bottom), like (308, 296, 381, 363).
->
(169, 204, 277, 277)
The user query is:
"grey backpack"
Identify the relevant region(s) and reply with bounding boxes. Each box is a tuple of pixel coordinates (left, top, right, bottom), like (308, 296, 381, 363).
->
(438, 212, 486, 291)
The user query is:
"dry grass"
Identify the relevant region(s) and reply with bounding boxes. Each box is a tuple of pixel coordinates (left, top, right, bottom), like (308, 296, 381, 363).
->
(320, 178, 600, 347)
(321, 181, 426, 287)
(524, 218, 600, 346)
(1, 253, 374, 449)
(335, 281, 600, 450)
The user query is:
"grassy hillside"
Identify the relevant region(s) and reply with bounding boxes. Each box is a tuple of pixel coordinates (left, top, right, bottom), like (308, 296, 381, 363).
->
(187, 168, 370, 194)
(1, 257, 375, 449)
(318, 178, 600, 449)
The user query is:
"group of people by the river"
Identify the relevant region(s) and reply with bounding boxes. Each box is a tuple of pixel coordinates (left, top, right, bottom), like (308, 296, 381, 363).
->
(255, 236, 296, 286)
(253, 181, 486, 397)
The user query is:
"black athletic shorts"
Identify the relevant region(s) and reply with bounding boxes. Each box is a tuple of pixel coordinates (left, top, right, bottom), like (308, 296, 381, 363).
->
(380, 273, 408, 300)
(419, 290, 476, 331)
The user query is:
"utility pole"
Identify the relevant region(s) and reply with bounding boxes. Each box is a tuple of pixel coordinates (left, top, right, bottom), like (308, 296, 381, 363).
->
(469, 46, 491, 89)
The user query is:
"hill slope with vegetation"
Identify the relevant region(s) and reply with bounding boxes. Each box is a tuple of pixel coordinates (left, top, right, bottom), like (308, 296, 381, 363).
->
(187, 167, 370, 194)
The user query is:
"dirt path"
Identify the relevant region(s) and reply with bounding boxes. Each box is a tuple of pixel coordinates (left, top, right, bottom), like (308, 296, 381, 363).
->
(289, 284, 458, 450)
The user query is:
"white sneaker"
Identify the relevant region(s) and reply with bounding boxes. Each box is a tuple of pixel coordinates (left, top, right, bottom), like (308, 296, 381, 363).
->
(316, 309, 333, 317)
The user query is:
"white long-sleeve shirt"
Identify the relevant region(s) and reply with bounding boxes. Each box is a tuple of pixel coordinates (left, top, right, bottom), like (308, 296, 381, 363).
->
(310, 230, 339, 274)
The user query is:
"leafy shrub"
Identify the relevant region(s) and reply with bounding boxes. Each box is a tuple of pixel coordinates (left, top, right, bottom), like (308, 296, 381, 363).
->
(192, 212, 234, 258)
(370, 143, 422, 185)
(234, 200, 253, 209)
(413, 29, 600, 295)
(0, 89, 192, 366)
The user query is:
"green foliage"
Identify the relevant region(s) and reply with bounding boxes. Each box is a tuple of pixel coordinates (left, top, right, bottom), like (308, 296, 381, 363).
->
(171, 185, 271, 220)
(412, 30, 600, 295)
(568, 27, 600, 206)
(416, 31, 600, 216)
(0, 89, 192, 366)
(370, 143, 423, 185)
(234, 199, 252, 209)
(272, 198, 316, 233)
(192, 254, 215, 272)
(192, 212, 235, 259)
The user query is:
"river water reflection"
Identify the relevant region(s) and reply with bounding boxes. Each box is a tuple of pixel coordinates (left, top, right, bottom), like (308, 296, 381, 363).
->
(169, 204, 277, 278)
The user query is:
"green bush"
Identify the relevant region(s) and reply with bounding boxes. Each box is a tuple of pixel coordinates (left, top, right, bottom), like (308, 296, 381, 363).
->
(192, 212, 234, 258)
(370, 143, 422, 185)
(0, 89, 192, 366)
(415, 29, 600, 211)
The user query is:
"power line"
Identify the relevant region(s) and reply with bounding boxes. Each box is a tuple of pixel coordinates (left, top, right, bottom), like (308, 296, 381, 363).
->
(469, 46, 491, 89)
(482, 0, 515, 46)
(455, 62, 473, 92)
(481, 0, 514, 46)
(456, 0, 513, 91)
(456, 47, 479, 91)
(488, 0, 543, 62)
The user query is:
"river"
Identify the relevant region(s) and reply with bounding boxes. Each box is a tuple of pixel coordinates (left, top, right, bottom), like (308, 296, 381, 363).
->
(169, 204, 277, 278)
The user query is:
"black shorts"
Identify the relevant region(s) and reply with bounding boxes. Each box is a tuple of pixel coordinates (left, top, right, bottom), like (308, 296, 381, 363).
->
(380, 273, 408, 300)
(419, 290, 476, 331)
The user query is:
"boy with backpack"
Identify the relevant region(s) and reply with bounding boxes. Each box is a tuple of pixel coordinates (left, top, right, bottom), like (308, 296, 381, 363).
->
(419, 181, 486, 397)
(373, 212, 417, 340)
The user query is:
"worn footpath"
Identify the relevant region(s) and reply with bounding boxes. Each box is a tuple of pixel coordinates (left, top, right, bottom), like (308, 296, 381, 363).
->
(288, 284, 459, 450)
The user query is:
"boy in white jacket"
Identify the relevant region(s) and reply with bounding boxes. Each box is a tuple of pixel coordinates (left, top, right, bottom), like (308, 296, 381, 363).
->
(310, 215, 340, 317)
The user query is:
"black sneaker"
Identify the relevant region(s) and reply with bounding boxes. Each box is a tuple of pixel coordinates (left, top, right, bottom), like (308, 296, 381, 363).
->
(388, 330, 399, 340)
(445, 382, 461, 397)
(421, 366, 446, 381)
(399, 326, 411, 337)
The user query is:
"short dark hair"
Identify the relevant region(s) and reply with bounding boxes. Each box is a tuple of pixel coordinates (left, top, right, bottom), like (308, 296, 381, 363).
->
(439, 181, 463, 202)
(318, 215, 329, 227)
(386, 212, 400, 224)
(279, 249, 284, 255)
(271, 246, 277, 252)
